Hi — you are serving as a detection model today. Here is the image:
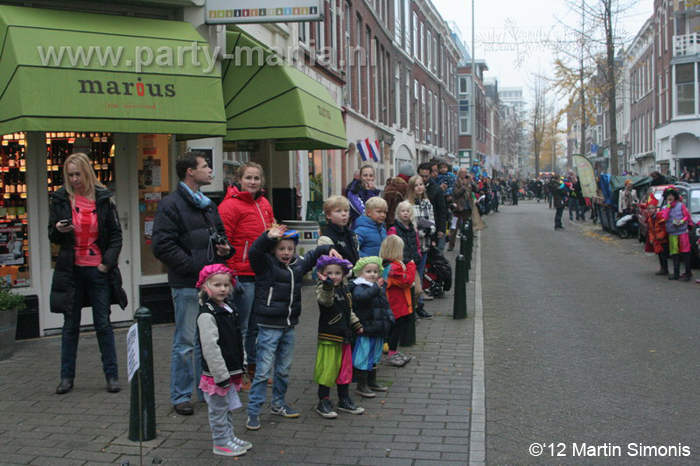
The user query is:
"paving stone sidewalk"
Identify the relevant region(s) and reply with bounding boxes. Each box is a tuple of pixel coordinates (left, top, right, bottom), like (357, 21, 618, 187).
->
(0, 250, 474, 465)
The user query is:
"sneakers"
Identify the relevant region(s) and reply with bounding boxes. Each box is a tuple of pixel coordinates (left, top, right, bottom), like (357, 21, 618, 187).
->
(315, 398, 338, 419)
(229, 437, 252, 451)
(213, 443, 246, 457)
(270, 404, 300, 418)
(337, 397, 364, 415)
(245, 414, 260, 430)
(397, 352, 413, 364)
(416, 306, 432, 319)
(384, 353, 407, 367)
(679, 273, 692, 282)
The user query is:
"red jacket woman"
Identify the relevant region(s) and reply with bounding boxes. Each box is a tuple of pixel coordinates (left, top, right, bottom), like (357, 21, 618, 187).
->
(219, 184, 274, 276)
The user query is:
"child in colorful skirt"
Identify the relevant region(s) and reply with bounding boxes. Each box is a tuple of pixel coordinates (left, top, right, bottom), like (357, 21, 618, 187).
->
(663, 187, 693, 281)
(196, 264, 251, 457)
(350, 256, 395, 398)
(314, 255, 365, 418)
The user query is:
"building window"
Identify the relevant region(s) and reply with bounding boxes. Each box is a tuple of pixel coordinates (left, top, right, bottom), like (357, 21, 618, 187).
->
(459, 77, 469, 97)
(420, 22, 425, 64)
(427, 30, 432, 68)
(412, 13, 418, 58)
(675, 63, 696, 116)
(356, 16, 363, 113)
(459, 108, 469, 134)
(405, 0, 412, 55)
(345, 3, 352, 108)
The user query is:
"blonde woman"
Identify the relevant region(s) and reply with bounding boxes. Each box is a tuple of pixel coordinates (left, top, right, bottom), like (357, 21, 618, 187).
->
(49, 153, 127, 395)
(406, 175, 435, 302)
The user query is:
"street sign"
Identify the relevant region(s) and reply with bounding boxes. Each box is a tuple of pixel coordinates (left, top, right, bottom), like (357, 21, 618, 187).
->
(205, 1, 324, 24)
(591, 144, 598, 155)
(126, 324, 140, 382)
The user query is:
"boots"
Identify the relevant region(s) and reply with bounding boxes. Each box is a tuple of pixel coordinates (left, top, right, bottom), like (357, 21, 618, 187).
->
(355, 370, 376, 398)
(668, 256, 681, 280)
(680, 253, 693, 281)
(367, 368, 388, 392)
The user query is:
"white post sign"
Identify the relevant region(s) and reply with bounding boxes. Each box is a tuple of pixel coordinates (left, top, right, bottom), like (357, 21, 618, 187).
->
(127, 324, 140, 382)
(205, 0, 324, 24)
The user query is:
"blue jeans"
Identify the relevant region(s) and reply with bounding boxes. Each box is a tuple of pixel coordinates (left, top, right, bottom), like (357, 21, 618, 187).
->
(233, 278, 258, 365)
(60, 266, 117, 380)
(247, 326, 296, 416)
(170, 287, 203, 405)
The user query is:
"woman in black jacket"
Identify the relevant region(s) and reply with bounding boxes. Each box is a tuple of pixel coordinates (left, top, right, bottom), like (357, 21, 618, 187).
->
(49, 153, 127, 395)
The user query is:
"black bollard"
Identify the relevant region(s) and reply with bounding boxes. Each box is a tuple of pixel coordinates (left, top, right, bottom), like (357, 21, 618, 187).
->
(453, 254, 468, 319)
(129, 307, 156, 442)
(465, 221, 474, 267)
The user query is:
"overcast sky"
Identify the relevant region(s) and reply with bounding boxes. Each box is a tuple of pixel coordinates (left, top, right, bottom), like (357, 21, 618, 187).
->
(432, 0, 654, 104)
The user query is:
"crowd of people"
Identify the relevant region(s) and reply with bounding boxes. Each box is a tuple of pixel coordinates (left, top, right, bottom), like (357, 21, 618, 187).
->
(145, 153, 486, 457)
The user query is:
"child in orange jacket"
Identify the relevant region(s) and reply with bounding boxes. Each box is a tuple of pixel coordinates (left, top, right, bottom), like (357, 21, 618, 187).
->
(379, 235, 416, 367)
(643, 196, 669, 275)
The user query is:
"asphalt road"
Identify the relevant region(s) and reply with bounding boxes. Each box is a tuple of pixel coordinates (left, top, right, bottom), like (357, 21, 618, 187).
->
(480, 201, 700, 465)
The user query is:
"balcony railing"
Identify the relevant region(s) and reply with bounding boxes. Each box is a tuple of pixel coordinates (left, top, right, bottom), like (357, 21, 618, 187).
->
(674, 33, 700, 57)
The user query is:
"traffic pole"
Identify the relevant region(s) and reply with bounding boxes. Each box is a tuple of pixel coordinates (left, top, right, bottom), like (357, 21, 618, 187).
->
(453, 254, 468, 319)
(129, 307, 156, 442)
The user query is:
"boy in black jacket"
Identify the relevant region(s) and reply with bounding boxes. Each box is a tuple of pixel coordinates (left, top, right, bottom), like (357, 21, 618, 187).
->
(317, 195, 360, 265)
(313, 255, 364, 419)
(245, 225, 337, 431)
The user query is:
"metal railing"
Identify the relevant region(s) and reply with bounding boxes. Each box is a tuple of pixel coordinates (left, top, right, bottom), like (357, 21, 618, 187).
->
(674, 33, 700, 56)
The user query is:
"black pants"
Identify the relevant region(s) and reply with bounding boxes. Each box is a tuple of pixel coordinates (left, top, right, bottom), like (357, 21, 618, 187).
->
(555, 207, 564, 228)
(657, 243, 669, 272)
(388, 315, 410, 351)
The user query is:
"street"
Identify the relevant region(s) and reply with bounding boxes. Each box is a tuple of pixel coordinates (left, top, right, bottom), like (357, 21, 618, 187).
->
(481, 201, 700, 464)
(2, 200, 700, 465)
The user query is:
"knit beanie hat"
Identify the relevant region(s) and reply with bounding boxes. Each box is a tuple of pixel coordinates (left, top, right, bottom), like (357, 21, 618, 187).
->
(399, 162, 415, 177)
(352, 256, 384, 276)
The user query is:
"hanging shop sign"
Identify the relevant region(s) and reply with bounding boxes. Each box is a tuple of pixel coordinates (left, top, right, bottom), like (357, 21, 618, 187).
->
(205, 0, 324, 24)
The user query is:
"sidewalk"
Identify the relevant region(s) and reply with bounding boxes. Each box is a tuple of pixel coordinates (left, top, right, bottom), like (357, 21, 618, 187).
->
(0, 250, 474, 465)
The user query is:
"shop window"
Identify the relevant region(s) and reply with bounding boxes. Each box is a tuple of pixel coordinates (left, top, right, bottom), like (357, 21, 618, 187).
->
(675, 63, 695, 116)
(137, 135, 170, 277)
(46, 132, 115, 270)
(308, 150, 323, 202)
(0, 133, 29, 287)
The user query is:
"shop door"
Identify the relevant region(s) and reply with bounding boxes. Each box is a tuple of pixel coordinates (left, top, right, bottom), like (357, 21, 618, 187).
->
(41, 133, 133, 331)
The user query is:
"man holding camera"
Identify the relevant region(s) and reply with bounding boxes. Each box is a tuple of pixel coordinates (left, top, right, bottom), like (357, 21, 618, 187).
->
(152, 151, 233, 416)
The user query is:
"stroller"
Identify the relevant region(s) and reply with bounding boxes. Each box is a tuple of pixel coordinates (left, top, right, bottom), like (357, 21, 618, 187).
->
(422, 245, 452, 298)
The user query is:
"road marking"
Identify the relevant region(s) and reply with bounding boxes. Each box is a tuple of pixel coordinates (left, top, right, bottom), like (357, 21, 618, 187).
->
(469, 231, 486, 465)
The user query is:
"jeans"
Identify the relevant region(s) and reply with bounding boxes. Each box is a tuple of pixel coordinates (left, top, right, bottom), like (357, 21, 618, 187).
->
(247, 326, 296, 416)
(555, 207, 564, 228)
(203, 391, 236, 446)
(170, 287, 203, 405)
(60, 266, 117, 380)
(568, 197, 580, 220)
(233, 278, 258, 365)
(436, 234, 447, 253)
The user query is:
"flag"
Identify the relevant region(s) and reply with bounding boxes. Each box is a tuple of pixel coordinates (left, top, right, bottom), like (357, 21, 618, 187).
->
(357, 138, 381, 162)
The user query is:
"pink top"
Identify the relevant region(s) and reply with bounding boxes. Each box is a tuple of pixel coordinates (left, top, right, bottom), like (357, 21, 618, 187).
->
(73, 195, 102, 267)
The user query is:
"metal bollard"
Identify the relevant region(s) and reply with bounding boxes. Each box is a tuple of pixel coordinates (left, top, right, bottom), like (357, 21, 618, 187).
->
(465, 221, 474, 267)
(129, 307, 157, 442)
(453, 254, 468, 319)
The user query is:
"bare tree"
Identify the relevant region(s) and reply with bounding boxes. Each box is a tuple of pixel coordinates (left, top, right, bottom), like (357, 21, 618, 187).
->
(529, 74, 553, 176)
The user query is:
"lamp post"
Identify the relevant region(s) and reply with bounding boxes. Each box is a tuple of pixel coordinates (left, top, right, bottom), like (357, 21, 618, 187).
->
(471, 0, 476, 166)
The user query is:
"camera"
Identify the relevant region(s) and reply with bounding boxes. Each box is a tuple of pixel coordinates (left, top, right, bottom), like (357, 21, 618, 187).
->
(210, 232, 228, 247)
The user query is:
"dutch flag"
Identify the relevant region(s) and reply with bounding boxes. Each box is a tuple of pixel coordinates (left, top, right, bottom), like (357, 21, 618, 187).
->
(358, 138, 380, 162)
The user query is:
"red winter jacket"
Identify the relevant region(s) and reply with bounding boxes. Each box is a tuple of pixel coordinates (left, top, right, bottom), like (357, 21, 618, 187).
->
(383, 260, 416, 319)
(219, 184, 275, 276)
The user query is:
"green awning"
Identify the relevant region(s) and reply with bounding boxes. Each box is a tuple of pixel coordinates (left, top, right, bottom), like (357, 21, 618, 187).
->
(223, 31, 347, 151)
(0, 5, 225, 137)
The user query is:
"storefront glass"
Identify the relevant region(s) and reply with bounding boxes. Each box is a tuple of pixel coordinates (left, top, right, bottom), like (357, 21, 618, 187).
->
(137, 134, 170, 276)
(0, 133, 29, 287)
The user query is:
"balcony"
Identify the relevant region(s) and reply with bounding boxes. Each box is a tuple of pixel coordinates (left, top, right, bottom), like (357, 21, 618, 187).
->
(674, 33, 700, 57)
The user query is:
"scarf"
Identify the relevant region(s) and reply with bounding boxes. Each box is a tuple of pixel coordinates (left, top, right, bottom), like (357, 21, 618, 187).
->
(180, 181, 212, 209)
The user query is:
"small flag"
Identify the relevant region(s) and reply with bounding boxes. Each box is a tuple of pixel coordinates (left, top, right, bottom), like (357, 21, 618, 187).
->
(358, 138, 380, 162)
